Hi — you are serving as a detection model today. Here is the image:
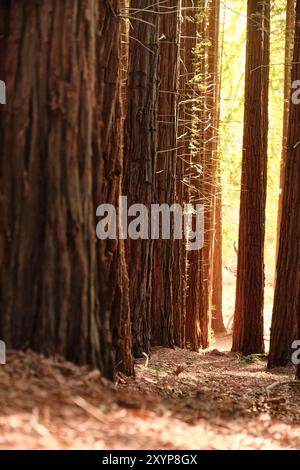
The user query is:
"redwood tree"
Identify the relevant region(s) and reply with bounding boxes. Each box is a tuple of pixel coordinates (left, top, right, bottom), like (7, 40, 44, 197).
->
(173, 0, 191, 349)
(123, 0, 159, 356)
(207, 0, 226, 335)
(185, 0, 208, 350)
(178, 0, 198, 349)
(185, 0, 222, 349)
(0, 0, 133, 379)
(269, 0, 300, 369)
(152, 0, 181, 347)
(276, 0, 295, 256)
(232, 0, 270, 355)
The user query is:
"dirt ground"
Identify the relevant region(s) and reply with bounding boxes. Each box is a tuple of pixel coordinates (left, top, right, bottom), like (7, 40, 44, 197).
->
(1, 336, 300, 450)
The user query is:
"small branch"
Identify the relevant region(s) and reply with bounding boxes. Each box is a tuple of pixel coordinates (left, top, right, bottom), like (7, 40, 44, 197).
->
(142, 352, 149, 368)
(266, 380, 300, 398)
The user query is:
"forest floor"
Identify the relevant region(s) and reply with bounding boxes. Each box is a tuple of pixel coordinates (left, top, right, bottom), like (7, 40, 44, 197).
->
(1, 335, 300, 450)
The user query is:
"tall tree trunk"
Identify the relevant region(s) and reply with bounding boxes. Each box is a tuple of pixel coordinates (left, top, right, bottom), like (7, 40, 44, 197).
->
(178, 0, 198, 349)
(232, 0, 270, 355)
(187, 0, 222, 349)
(0, 0, 133, 379)
(276, 0, 295, 260)
(212, 4, 226, 335)
(268, 0, 300, 369)
(123, 1, 159, 356)
(205, 0, 225, 336)
(212, 186, 226, 333)
(152, 0, 181, 347)
(185, 0, 207, 350)
(211, 0, 226, 335)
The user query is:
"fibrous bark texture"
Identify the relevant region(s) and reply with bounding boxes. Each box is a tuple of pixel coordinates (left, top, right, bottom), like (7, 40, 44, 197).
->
(123, 0, 159, 356)
(0, 0, 133, 379)
(269, 0, 300, 369)
(232, 0, 270, 355)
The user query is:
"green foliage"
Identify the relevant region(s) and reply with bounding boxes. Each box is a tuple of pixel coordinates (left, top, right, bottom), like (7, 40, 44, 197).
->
(240, 354, 267, 364)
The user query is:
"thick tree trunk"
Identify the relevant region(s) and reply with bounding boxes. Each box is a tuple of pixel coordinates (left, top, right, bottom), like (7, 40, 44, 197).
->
(0, 0, 133, 379)
(276, 0, 295, 259)
(152, 0, 181, 347)
(232, 0, 270, 355)
(268, 0, 300, 369)
(123, 1, 159, 356)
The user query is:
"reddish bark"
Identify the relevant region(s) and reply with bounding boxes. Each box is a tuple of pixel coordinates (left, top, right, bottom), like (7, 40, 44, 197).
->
(232, 0, 270, 355)
(269, 0, 300, 369)
(152, 0, 181, 347)
(123, 0, 159, 356)
(0, 0, 133, 378)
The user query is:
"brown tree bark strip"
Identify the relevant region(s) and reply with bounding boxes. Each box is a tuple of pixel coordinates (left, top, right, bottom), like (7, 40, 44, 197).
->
(269, 0, 300, 369)
(232, 0, 270, 355)
(201, 0, 224, 340)
(276, 0, 295, 260)
(0, 0, 133, 379)
(152, 0, 181, 347)
(120, 0, 129, 107)
(185, 0, 207, 350)
(123, 0, 159, 356)
(208, 0, 226, 335)
(212, 186, 226, 333)
(177, 0, 198, 348)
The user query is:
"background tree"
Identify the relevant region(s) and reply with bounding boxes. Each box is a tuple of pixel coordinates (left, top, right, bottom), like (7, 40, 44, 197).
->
(232, 0, 270, 355)
(208, 0, 226, 335)
(152, 0, 181, 347)
(186, 0, 223, 349)
(177, 0, 201, 350)
(0, 0, 133, 379)
(174, 0, 195, 348)
(184, 0, 206, 350)
(269, 0, 300, 369)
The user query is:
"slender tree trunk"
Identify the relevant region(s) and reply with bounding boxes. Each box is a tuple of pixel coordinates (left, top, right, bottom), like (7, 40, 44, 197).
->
(198, 0, 214, 348)
(186, 0, 217, 349)
(212, 186, 226, 333)
(173, 0, 189, 348)
(232, 0, 270, 355)
(0, 0, 133, 379)
(205, 0, 225, 335)
(175, 0, 199, 348)
(184, 0, 205, 350)
(212, 5, 226, 335)
(152, 0, 181, 347)
(123, 1, 159, 356)
(268, 0, 300, 369)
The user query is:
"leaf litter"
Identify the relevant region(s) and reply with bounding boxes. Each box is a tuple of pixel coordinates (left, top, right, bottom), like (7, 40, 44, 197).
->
(0, 337, 300, 450)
